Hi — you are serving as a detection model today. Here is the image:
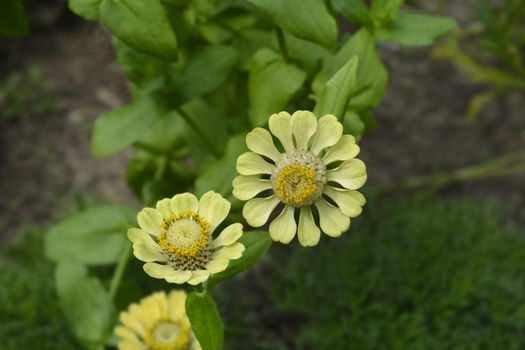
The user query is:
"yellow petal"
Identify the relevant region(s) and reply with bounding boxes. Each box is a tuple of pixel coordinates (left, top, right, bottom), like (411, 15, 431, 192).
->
(269, 205, 297, 244)
(212, 223, 243, 248)
(198, 191, 231, 233)
(236, 152, 275, 175)
(324, 186, 365, 217)
(115, 326, 140, 343)
(118, 339, 144, 350)
(297, 206, 320, 247)
(232, 175, 272, 201)
(291, 110, 317, 150)
(170, 193, 199, 214)
(269, 111, 294, 152)
(127, 228, 165, 262)
(242, 196, 280, 227)
(191, 340, 203, 350)
(143, 263, 192, 284)
(246, 127, 282, 162)
(205, 257, 230, 273)
(120, 311, 145, 337)
(155, 198, 172, 217)
(137, 208, 163, 236)
(322, 135, 360, 165)
(310, 114, 343, 155)
(327, 158, 367, 189)
(213, 242, 245, 260)
(187, 270, 211, 285)
(164, 270, 193, 284)
(167, 290, 187, 320)
(315, 198, 350, 237)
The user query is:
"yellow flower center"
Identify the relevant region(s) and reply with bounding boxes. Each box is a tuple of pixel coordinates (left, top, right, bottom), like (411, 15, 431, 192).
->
(144, 319, 191, 350)
(159, 211, 210, 259)
(272, 150, 326, 207)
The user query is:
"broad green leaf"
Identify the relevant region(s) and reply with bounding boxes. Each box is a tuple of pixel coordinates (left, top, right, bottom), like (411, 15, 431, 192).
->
(208, 230, 272, 288)
(45, 205, 135, 265)
(0, 0, 29, 37)
(171, 45, 239, 101)
(342, 110, 365, 139)
(180, 98, 228, 155)
(92, 97, 164, 157)
(249, 48, 306, 126)
(195, 134, 247, 199)
(282, 32, 330, 74)
(186, 291, 224, 350)
(69, 0, 101, 20)
(332, 0, 371, 25)
(246, 0, 337, 49)
(56, 261, 114, 348)
(370, 0, 404, 24)
(314, 56, 358, 119)
(375, 11, 457, 46)
(136, 110, 186, 155)
(313, 29, 387, 111)
(100, 0, 178, 60)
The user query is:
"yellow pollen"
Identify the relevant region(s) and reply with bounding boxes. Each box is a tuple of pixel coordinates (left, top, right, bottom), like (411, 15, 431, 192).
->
(159, 211, 209, 258)
(144, 318, 190, 350)
(274, 163, 318, 206)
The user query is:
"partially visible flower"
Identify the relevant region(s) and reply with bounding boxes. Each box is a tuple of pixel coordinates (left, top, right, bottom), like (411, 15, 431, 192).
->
(232, 110, 367, 247)
(128, 191, 244, 285)
(115, 290, 201, 350)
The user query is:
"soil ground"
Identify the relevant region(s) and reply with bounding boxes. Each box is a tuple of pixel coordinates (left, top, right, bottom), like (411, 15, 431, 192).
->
(1, 2, 524, 241)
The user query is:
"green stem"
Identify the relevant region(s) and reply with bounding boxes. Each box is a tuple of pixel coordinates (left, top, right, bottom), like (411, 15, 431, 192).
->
(109, 243, 132, 300)
(177, 108, 221, 158)
(276, 28, 290, 61)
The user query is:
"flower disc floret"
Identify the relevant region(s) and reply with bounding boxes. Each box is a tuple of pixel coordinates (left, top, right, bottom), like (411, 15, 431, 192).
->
(128, 191, 245, 285)
(115, 290, 201, 350)
(233, 110, 367, 247)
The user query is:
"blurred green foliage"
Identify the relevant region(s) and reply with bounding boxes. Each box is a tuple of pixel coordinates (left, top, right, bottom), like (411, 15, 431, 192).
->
(217, 194, 525, 350)
(0, 65, 57, 120)
(0, 230, 79, 349)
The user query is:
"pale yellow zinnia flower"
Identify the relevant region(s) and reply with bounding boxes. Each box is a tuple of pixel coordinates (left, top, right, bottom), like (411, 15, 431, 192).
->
(232, 110, 367, 247)
(128, 191, 245, 285)
(115, 290, 201, 350)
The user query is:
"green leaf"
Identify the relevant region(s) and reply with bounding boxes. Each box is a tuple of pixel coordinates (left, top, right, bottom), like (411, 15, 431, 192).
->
(136, 110, 186, 155)
(375, 11, 457, 46)
(45, 205, 135, 265)
(92, 96, 164, 157)
(370, 0, 404, 24)
(100, 0, 178, 60)
(0, 0, 29, 37)
(313, 29, 388, 111)
(332, 0, 371, 25)
(171, 45, 239, 101)
(246, 0, 337, 49)
(69, 0, 101, 20)
(180, 98, 228, 155)
(186, 291, 224, 350)
(208, 230, 272, 288)
(314, 56, 358, 119)
(342, 110, 365, 139)
(195, 134, 247, 199)
(55, 260, 114, 348)
(249, 48, 306, 126)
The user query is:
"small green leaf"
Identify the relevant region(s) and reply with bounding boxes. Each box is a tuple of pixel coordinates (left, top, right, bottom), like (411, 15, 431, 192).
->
(186, 291, 224, 350)
(314, 56, 358, 119)
(209, 230, 272, 288)
(375, 11, 457, 46)
(100, 0, 178, 60)
(69, 0, 101, 20)
(195, 134, 247, 199)
(313, 29, 388, 111)
(45, 205, 135, 265)
(249, 48, 306, 126)
(332, 0, 371, 25)
(0, 0, 29, 37)
(247, 0, 337, 49)
(92, 97, 164, 157)
(370, 0, 404, 24)
(171, 45, 239, 101)
(55, 260, 115, 348)
(342, 110, 365, 139)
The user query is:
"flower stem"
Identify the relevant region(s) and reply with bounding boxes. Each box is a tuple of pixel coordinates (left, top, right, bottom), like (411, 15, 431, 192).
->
(276, 28, 290, 61)
(109, 243, 132, 300)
